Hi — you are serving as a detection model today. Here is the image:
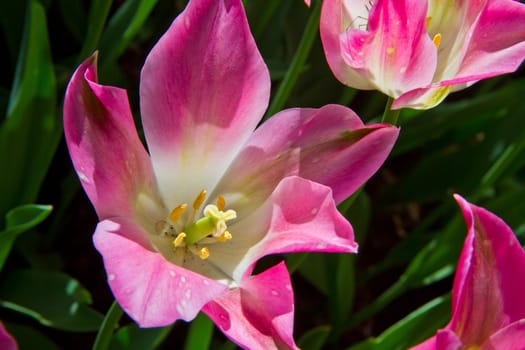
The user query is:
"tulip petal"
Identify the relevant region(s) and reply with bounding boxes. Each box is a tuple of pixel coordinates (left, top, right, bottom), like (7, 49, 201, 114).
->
(453, 0, 525, 85)
(320, 0, 375, 89)
(140, 0, 270, 207)
(208, 176, 357, 281)
(323, 0, 437, 96)
(482, 320, 525, 350)
(0, 322, 17, 350)
(203, 262, 297, 350)
(451, 194, 525, 344)
(213, 104, 398, 217)
(93, 218, 228, 327)
(63, 54, 158, 220)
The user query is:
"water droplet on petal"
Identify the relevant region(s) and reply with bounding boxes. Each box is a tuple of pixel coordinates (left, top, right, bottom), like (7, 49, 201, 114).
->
(108, 274, 115, 281)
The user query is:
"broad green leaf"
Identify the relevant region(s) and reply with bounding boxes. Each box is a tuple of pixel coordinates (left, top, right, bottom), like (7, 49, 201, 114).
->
(0, 204, 52, 270)
(110, 324, 172, 350)
(184, 312, 214, 350)
(4, 322, 60, 350)
(347, 294, 451, 350)
(0, 1, 58, 221)
(0, 270, 103, 332)
(297, 325, 331, 350)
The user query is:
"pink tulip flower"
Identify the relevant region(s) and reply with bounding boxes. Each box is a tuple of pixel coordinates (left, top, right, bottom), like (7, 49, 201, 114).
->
(321, 0, 525, 109)
(63, 0, 398, 348)
(0, 322, 17, 350)
(411, 195, 525, 349)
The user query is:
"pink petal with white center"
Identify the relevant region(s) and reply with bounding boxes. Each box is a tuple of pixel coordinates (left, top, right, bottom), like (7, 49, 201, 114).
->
(208, 176, 357, 281)
(322, 0, 437, 96)
(203, 262, 298, 350)
(482, 319, 525, 350)
(140, 0, 270, 206)
(320, 0, 375, 89)
(451, 194, 525, 345)
(63, 54, 158, 220)
(213, 105, 398, 217)
(93, 218, 228, 326)
(0, 322, 17, 350)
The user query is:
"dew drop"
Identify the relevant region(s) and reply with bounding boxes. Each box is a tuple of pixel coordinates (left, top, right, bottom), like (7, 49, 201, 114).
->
(181, 276, 186, 283)
(311, 208, 318, 215)
(169, 270, 176, 277)
(108, 274, 115, 281)
(271, 289, 279, 296)
(185, 289, 192, 299)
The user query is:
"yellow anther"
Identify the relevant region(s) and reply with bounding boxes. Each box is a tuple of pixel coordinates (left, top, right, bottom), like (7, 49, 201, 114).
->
(193, 190, 207, 210)
(432, 33, 442, 49)
(198, 247, 210, 260)
(426, 16, 432, 29)
(386, 47, 395, 56)
(217, 231, 233, 243)
(169, 204, 188, 222)
(172, 232, 186, 247)
(216, 195, 226, 211)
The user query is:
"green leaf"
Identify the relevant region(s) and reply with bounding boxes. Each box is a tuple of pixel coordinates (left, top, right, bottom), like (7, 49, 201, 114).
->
(347, 294, 451, 350)
(99, 0, 159, 65)
(0, 270, 104, 332)
(0, 1, 58, 220)
(78, 0, 113, 60)
(184, 312, 214, 350)
(0, 204, 52, 270)
(4, 322, 60, 350)
(110, 324, 172, 350)
(297, 325, 331, 350)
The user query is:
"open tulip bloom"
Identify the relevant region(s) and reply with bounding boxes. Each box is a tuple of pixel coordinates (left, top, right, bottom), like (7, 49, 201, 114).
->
(321, 0, 525, 109)
(411, 195, 525, 349)
(63, 0, 398, 347)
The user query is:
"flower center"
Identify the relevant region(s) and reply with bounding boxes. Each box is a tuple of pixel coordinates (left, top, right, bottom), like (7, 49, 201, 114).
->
(154, 190, 236, 261)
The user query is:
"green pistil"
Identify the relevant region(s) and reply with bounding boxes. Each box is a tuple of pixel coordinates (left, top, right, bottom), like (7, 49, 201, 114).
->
(183, 216, 216, 245)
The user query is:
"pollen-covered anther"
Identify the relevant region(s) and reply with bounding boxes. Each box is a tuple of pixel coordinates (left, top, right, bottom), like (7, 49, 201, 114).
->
(193, 190, 207, 210)
(425, 16, 432, 29)
(432, 33, 442, 49)
(386, 47, 395, 56)
(216, 195, 226, 211)
(189, 245, 210, 260)
(169, 204, 188, 222)
(172, 232, 186, 248)
(217, 231, 233, 243)
(198, 247, 210, 260)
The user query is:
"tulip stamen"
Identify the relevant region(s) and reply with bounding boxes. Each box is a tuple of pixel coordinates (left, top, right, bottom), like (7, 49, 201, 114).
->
(172, 232, 186, 248)
(432, 33, 442, 49)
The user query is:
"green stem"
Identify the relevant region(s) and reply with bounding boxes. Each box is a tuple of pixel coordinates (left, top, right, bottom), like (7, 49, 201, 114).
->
(264, 0, 321, 119)
(93, 301, 123, 350)
(381, 97, 401, 125)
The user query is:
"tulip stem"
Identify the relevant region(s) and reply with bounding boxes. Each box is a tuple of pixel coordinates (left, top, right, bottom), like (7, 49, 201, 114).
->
(93, 300, 123, 350)
(381, 97, 401, 125)
(265, 0, 321, 119)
